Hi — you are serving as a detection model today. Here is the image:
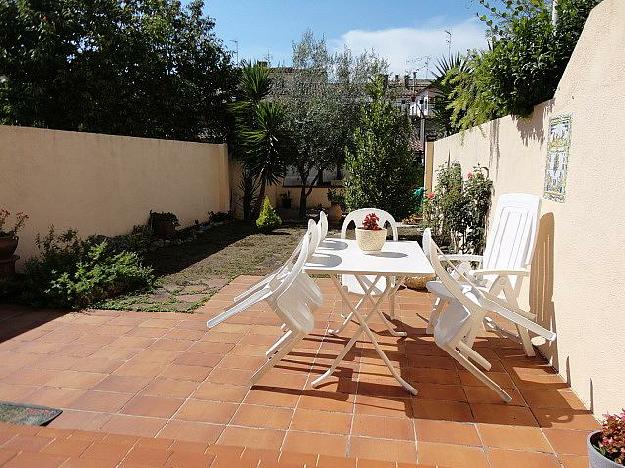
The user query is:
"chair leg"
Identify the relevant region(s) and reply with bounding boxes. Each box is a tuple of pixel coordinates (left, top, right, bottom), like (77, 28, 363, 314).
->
(457, 341, 491, 371)
(450, 347, 511, 402)
(389, 291, 396, 319)
(266, 329, 293, 357)
(517, 324, 536, 357)
(252, 332, 303, 384)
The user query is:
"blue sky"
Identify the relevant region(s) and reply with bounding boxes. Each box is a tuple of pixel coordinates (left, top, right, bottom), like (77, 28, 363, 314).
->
(200, 0, 487, 76)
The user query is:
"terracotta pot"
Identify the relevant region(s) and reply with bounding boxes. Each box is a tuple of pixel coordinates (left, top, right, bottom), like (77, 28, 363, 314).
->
(0, 236, 18, 260)
(355, 228, 387, 252)
(588, 431, 622, 468)
(328, 203, 343, 224)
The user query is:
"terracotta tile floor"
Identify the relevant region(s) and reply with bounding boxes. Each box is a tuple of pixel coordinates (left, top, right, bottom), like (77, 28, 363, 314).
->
(0, 276, 598, 466)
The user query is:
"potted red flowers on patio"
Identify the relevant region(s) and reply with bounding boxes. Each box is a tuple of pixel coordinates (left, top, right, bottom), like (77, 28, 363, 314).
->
(588, 410, 625, 467)
(355, 212, 387, 252)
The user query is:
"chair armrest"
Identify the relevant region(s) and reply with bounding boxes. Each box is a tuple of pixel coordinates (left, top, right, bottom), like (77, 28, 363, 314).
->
(472, 269, 529, 278)
(442, 254, 483, 263)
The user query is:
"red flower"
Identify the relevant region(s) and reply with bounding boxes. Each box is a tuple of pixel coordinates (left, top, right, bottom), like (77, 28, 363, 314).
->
(425, 192, 435, 200)
(362, 213, 382, 230)
(467, 171, 474, 179)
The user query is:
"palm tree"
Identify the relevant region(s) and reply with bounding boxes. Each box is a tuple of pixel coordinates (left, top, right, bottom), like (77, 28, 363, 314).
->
(231, 63, 292, 219)
(432, 53, 468, 136)
(242, 101, 292, 213)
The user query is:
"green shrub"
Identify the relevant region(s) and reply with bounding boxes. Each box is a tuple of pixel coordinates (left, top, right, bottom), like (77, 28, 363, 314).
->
(20, 227, 154, 309)
(255, 197, 282, 233)
(344, 77, 421, 220)
(424, 163, 493, 254)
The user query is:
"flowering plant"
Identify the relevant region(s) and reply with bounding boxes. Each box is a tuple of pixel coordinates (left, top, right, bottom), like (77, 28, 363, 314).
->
(0, 210, 29, 237)
(594, 410, 625, 464)
(361, 213, 382, 231)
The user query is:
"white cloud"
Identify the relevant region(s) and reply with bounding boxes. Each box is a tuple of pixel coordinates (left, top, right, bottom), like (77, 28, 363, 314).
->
(331, 18, 486, 77)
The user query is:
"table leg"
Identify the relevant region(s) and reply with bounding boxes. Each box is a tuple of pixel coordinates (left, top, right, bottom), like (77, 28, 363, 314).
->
(312, 275, 418, 395)
(330, 275, 381, 336)
(354, 275, 407, 338)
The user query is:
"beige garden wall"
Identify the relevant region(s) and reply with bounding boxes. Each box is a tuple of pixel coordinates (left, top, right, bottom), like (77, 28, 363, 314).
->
(431, 0, 625, 417)
(1, 126, 230, 265)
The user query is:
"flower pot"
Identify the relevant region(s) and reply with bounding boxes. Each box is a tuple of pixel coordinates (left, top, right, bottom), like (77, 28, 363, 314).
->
(588, 431, 622, 467)
(328, 203, 343, 224)
(0, 236, 18, 260)
(355, 228, 387, 252)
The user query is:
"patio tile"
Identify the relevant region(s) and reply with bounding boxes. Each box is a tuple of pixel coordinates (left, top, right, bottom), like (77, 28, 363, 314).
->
(477, 423, 552, 452)
(174, 351, 222, 368)
(559, 454, 590, 468)
(290, 408, 352, 434)
(100, 415, 166, 438)
(41, 438, 93, 458)
(141, 377, 199, 399)
(471, 403, 538, 426)
(23, 386, 85, 408)
(123, 446, 171, 466)
(47, 410, 112, 431)
(121, 395, 184, 418)
(2, 368, 56, 386)
(317, 454, 356, 467)
(412, 383, 467, 402)
(463, 386, 527, 406)
(207, 367, 255, 386)
(131, 349, 181, 364)
(4, 433, 54, 451)
(283, 431, 347, 457)
(193, 382, 248, 402)
(218, 426, 285, 450)
(93, 375, 151, 393)
(521, 388, 587, 410)
(3, 451, 68, 468)
(542, 428, 590, 455)
(531, 408, 600, 430)
(230, 403, 293, 430)
(354, 395, 412, 418)
(160, 364, 212, 382)
(44, 370, 108, 390)
(113, 361, 164, 378)
(175, 399, 238, 424)
(148, 339, 193, 352)
(243, 387, 300, 407)
(70, 390, 134, 413)
(0, 383, 39, 402)
(349, 437, 417, 464)
(80, 440, 132, 462)
(352, 414, 415, 441)
(414, 420, 481, 446)
(486, 448, 560, 467)
(157, 420, 223, 443)
(417, 442, 487, 467)
(411, 399, 474, 422)
(297, 392, 354, 413)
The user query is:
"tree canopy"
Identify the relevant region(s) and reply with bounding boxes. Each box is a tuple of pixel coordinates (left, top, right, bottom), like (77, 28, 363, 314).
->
(0, 0, 237, 142)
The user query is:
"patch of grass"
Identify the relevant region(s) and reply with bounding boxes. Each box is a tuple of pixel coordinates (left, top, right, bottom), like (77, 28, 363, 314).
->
(98, 221, 311, 313)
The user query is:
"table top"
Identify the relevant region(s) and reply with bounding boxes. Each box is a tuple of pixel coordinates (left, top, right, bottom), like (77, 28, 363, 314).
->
(304, 237, 434, 276)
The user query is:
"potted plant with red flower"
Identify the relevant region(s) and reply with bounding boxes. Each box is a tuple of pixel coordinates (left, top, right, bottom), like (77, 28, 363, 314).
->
(0, 210, 28, 260)
(588, 410, 625, 467)
(355, 213, 387, 252)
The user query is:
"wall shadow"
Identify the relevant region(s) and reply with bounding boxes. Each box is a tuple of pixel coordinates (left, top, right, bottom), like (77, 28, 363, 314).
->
(529, 213, 558, 368)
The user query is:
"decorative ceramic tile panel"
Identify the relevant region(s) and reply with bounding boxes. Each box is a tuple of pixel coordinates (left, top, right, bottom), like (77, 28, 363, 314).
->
(544, 114, 572, 202)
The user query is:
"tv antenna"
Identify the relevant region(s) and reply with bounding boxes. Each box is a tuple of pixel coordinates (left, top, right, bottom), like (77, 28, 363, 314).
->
(445, 30, 452, 57)
(230, 40, 239, 65)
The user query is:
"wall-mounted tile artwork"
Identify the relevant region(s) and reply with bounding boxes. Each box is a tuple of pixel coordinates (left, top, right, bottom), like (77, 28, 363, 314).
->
(544, 114, 572, 202)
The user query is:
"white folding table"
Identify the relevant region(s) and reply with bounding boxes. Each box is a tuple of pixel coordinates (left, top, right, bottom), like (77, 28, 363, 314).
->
(304, 237, 434, 395)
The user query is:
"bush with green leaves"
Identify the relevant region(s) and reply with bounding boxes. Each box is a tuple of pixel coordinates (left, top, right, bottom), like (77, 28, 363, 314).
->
(423, 163, 493, 254)
(344, 77, 421, 220)
(19, 227, 154, 309)
(444, 0, 601, 131)
(255, 197, 282, 233)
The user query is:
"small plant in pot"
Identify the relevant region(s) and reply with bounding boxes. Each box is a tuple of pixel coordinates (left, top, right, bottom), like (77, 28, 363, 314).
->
(327, 189, 344, 224)
(355, 212, 387, 252)
(0, 210, 28, 260)
(588, 410, 625, 467)
(149, 211, 179, 239)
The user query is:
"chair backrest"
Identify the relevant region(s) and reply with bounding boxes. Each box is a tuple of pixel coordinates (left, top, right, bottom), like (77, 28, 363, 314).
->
(341, 208, 398, 240)
(308, 219, 320, 260)
(272, 232, 317, 334)
(422, 227, 433, 262)
(318, 211, 328, 241)
(482, 193, 541, 273)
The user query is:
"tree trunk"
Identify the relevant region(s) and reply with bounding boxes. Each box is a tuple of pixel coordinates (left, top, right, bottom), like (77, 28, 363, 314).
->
(298, 185, 307, 220)
(254, 180, 267, 218)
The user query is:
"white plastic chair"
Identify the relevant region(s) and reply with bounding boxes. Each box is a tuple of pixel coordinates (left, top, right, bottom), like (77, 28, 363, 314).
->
(425, 193, 542, 356)
(426, 235, 556, 402)
(318, 211, 329, 241)
(329, 208, 404, 336)
(208, 220, 320, 328)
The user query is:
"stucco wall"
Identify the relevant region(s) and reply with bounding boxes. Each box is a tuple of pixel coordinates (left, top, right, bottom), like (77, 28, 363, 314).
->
(1, 126, 230, 265)
(431, 0, 625, 417)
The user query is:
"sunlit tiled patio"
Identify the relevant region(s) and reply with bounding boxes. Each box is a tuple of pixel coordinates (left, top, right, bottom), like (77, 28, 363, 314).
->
(0, 276, 597, 466)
